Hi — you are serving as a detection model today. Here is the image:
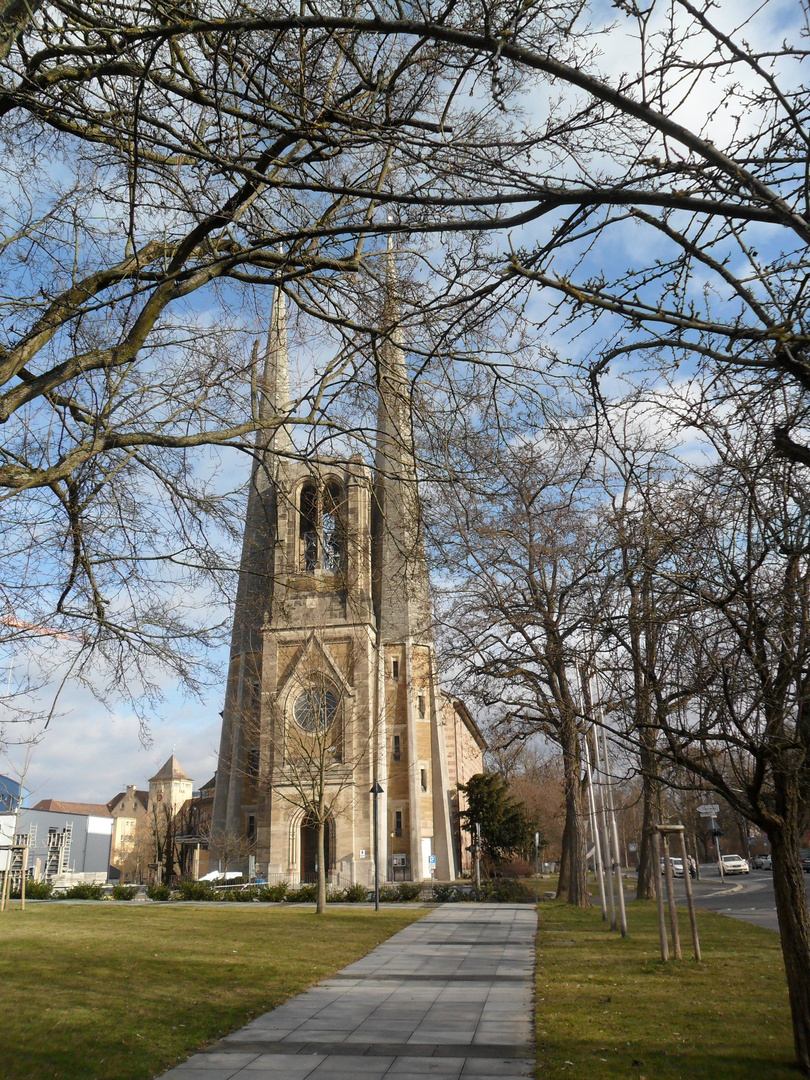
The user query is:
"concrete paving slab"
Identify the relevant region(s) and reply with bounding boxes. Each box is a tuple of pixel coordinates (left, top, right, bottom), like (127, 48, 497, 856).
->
(155, 905, 536, 1080)
(240, 1056, 325, 1077)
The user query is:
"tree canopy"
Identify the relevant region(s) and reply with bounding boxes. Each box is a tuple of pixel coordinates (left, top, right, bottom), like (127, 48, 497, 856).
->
(458, 771, 535, 871)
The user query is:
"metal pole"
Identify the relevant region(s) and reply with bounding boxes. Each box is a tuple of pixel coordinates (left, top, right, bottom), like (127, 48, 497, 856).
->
(582, 727, 607, 920)
(535, 831, 540, 905)
(590, 719, 616, 929)
(474, 822, 481, 893)
(714, 819, 725, 882)
(579, 666, 610, 923)
(599, 713, 628, 937)
(20, 845, 28, 912)
(371, 779, 383, 912)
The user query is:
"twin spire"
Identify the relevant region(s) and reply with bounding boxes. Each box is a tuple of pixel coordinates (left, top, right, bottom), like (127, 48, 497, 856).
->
(258, 249, 411, 470)
(256, 251, 431, 643)
(260, 286, 293, 458)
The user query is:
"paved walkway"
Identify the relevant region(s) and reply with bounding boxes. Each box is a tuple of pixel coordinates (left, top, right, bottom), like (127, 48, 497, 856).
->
(157, 904, 536, 1080)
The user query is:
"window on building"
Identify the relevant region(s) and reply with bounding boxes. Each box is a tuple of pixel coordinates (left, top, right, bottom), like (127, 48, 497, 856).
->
(299, 483, 319, 571)
(394, 810, 403, 837)
(420, 768, 428, 792)
(392, 659, 399, 679)
(246, 746, 259, 779)
(247, 815, 256, 840)
(392, 734, 401, 761)
(322, 481, 345, 573)
(417, 695, 425, 718)
(298, 480, 345, 573)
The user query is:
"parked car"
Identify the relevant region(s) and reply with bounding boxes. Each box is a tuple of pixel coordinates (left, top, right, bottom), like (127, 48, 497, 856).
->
(801, 851, 810, 873)
(759, 854, 772, 871)
(660, 856, 684, 878)
(719, 853, 750, 874)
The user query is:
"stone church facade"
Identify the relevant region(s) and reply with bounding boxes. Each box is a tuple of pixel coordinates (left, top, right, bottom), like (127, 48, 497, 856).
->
(211, 268, 485, 885)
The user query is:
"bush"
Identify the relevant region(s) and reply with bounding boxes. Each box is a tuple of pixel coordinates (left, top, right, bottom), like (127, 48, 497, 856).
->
(378, 886, 401, 903)
(258, 882, 288, 902)
(285, 883, 317, 903)
(10, 879, 54, 900)
(111, 883, 137, 901)
(488, 879, 533, 903)
(58, 882, 105, 900)
(394, 883, 423, 902)
(221, 886, 259, 902)
(177, 880, 218, 901)
(343, 882, 370, 903)
(146, 883, 171, 901)
(431, 883, 459, 902)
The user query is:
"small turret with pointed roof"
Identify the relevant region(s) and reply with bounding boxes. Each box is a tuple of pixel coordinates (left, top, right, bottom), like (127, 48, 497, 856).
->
(148, 754, 193, 814)
(148, 754, 190, 783)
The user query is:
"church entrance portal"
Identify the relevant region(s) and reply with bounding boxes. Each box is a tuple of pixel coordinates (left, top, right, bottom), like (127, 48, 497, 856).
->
(301, 816, 330, 883)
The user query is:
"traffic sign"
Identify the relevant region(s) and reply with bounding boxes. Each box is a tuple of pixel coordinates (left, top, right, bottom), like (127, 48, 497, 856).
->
(697, 804, 720, 815)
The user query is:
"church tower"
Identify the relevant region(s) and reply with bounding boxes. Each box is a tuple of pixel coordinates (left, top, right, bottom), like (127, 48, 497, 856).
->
(211, 263, 478, 885)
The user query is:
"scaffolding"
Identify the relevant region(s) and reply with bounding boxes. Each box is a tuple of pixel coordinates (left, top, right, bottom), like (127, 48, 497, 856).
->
(45, 821, 72, 879)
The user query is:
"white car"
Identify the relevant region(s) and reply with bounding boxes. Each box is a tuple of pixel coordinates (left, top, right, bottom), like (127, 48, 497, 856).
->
(660, 856, 684, 877)
(720, 853, 749, 874)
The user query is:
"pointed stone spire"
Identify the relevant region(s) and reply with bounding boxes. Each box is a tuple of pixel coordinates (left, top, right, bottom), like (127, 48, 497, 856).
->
(260, 286, 293, 458)
(372, 241, 433, 645)
(211, 287, 290, 841)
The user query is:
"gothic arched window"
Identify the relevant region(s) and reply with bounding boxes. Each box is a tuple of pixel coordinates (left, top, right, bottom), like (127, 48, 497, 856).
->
(297, 479, 345, 573)
(322, 481, 345, 573)
(299, 483, 319, 571)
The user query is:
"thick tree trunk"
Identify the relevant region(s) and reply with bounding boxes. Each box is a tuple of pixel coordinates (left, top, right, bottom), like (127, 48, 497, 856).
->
(316, 819, 327, 915)
(636, 737, 662, 900)
(770, 825, 810, 1073)
(555, 720, 589, 907)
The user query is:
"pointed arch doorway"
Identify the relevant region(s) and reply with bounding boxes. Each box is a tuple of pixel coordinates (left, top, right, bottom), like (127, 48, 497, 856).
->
(301, 814, 331, 883)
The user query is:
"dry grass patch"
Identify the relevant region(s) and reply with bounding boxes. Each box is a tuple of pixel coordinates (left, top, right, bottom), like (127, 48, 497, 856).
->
(536, 901, 795, 1080)
(1, 902, 424, 1080)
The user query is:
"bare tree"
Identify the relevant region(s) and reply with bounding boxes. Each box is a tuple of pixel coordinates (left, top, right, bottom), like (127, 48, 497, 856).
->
(4, 0, 810, 722)
(432, 426, 605, 906)
(594, 387, 810, 1067)
(262, 647, 372, 915)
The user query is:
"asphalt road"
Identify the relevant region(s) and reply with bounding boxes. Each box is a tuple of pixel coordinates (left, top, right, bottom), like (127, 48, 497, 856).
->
(667, 866, 810, 932)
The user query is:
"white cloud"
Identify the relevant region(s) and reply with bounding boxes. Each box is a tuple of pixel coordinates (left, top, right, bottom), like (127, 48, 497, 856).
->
(2, 680, 222, 804)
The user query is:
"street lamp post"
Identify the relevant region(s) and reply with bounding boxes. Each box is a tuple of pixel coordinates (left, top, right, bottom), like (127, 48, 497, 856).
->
(534, 831, 541, 905)
(371, 779, 383, 912)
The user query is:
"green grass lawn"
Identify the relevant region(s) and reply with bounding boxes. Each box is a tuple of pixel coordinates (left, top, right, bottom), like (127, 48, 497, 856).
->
(536, 900, 795, 1080)
(1, 902, 424, 1080)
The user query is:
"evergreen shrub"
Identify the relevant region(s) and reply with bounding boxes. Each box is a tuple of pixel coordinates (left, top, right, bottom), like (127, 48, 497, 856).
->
(111, 883, 138, 900)
(258, 882, 288, 902)
(146, 883, 171, 901)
